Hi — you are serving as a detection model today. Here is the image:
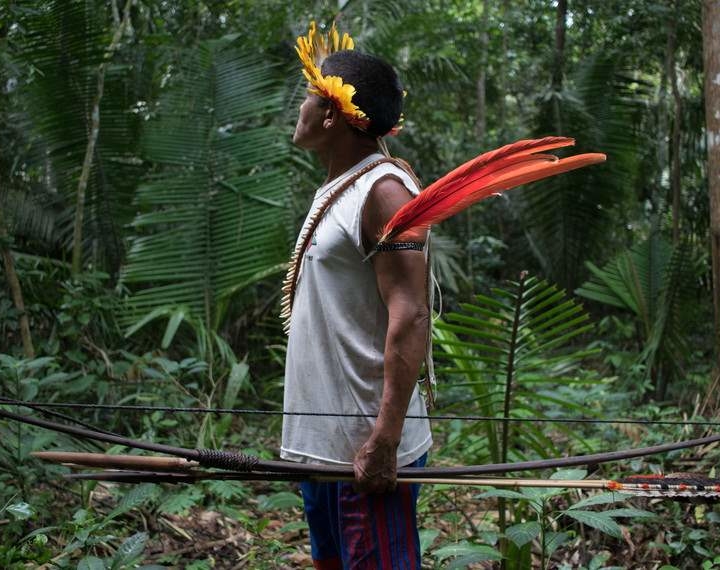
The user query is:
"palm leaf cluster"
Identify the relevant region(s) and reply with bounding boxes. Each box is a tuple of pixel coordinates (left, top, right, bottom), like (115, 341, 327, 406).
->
(517, 55, 649, 290)
(575, 232, 700, 399)
(17, 0, 144, 272)
(120, 38, 291, 346)
(433, 272, 599, 466)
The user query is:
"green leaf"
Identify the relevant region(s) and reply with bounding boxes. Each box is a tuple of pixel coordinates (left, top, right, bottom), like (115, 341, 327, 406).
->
(432, 541, 502, 563)
(446, 552, 503, 569)
(520, 486, 558, 501)
(476, 489, 527, 501)
(158, 487, 203, 515)
(564, 510, 622, 538)
(544, 531, 570, 557)
(108, 484, 158, 520)
(432, 271, 596, 463)
(222, 359, 249, 409)
(124, 307, 172, 338)
(14, 1, 144, 272)
(688, 528, 708, 540)
(23, 357, 55, 371)
(161, 308, 186, 348)
(20, 377, 39, 401)
(419, 529, 439, 555)
(206, 480, 246, 501)
(39, 371, 70, 386)
(576, 235, 696, 393)
(7, 502, 34, 520)
(278, 521, 309, 534)
(110, 532, 148, 569)
(550, 469, 587, 480)
(602, 507, 655, 519)
(258, 492, 303, 511)
(505, 521, 541, 547)
(568, 491, 633, 510)
(78, 556, 106, 570)
(588, 552, 612, 570)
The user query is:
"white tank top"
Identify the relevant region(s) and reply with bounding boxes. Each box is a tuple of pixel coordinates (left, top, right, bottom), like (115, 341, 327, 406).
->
(281, 154, 433, 465)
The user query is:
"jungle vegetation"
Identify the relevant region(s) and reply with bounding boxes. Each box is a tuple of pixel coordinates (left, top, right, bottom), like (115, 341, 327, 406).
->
(1, 0, 718, 568)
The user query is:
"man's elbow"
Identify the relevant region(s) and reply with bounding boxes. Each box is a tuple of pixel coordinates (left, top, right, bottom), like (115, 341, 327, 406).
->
(388, 301, 430, 333)
(411, 304, 430, 329)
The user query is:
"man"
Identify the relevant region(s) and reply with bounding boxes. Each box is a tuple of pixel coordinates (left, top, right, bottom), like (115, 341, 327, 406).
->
(281, 24, 433, 570)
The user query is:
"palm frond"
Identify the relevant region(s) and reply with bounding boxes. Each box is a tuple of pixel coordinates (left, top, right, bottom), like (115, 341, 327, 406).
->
(16, 0, 146, 274)
(434, 273, 600, 464)
(575, 232, 700, 398)
(515, 54, 649, 289)
(120, 40, 291, 347)
(428, 233, 467, 294)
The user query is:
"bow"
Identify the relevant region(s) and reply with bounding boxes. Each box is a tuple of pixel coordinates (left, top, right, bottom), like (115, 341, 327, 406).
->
(3, 406, 720, 482)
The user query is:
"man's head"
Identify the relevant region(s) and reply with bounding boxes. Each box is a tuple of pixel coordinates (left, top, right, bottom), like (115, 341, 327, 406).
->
(292, 49, 404, 149)
(320, 50, 404, 139)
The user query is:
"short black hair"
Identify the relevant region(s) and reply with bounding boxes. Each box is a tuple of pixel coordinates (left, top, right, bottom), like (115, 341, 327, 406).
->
(321, 50, 403, 138)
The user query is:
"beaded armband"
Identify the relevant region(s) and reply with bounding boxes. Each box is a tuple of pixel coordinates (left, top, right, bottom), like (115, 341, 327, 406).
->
(374, 241, 425, 253)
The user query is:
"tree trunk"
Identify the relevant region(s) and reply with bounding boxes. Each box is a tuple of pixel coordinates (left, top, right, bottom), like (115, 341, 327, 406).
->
(476, 0, 490, 145)
(0, 4, 33, 358)
(0, 211, 35, 358)
(499, 0, 509, 139)
(704, 0, 720, 374)
(470, 0, 491, 281)
(668, 0, 682, 244)
(551, 0, 567, 134)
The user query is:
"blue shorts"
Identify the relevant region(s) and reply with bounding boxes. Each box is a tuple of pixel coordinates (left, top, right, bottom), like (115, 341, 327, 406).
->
(300, 454, 427, 570)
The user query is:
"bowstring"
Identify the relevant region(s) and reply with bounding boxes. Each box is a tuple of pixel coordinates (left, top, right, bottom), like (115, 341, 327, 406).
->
(1, 397, 719, 428)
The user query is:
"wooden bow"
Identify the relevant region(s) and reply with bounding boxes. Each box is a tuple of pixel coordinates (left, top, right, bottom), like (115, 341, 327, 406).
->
(3, 406, 720, 483)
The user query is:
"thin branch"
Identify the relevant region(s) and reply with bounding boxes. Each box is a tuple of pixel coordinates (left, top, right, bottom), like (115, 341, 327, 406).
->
(71, 0, 132, 275)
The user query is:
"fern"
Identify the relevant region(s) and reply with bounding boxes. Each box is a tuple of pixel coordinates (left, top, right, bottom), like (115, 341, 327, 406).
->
(434, 272, 600, 466)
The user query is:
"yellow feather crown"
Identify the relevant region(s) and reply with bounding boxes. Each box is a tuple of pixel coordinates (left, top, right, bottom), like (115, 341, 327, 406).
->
(295, 21, 371, 131)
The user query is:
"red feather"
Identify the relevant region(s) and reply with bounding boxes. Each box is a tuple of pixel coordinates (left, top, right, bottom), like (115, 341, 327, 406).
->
(378, 137, 606, 245)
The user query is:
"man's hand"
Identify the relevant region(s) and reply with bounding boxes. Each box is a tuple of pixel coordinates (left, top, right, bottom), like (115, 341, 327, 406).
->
(353, 435, 398, 494)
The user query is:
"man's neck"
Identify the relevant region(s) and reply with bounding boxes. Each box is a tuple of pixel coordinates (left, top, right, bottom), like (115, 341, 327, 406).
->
(318, 136, 380, 183)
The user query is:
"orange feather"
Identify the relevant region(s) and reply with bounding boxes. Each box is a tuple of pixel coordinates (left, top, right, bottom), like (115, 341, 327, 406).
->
(377, 137, 606, 245)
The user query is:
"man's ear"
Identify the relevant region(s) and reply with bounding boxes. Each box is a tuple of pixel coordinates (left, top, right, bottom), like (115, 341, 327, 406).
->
(323, 103, 339, 129)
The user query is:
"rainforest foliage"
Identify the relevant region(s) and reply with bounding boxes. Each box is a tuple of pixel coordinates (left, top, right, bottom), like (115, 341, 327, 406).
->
(0, 0, 717, 568)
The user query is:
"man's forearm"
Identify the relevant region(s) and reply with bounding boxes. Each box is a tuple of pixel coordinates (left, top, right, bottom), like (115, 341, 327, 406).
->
(353, 304, 428, 492)
(370, 305, 429, 446)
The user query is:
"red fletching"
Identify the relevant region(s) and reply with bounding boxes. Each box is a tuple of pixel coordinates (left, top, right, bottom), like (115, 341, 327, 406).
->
(378, 137, 606, 244)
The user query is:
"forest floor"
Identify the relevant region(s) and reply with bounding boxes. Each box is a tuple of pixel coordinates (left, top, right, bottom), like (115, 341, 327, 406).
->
(14, 424, 720, 569)
(53, 476, 705, 570)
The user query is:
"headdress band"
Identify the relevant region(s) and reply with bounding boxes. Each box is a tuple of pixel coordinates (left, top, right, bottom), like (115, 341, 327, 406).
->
(295, 21, 402, 135)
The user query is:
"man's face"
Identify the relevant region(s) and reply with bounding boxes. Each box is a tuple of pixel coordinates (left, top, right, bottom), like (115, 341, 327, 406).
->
(292, 93, 329, 150)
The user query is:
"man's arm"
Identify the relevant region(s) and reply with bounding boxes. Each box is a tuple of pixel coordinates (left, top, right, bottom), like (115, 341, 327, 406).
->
(353, 176, 429, 494)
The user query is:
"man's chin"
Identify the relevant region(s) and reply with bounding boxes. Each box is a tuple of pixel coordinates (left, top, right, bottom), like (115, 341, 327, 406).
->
(292, 134, 310, 149)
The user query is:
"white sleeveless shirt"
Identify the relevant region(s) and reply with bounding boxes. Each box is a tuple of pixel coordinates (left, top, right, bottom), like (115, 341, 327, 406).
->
(281, 154, 433, 466)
